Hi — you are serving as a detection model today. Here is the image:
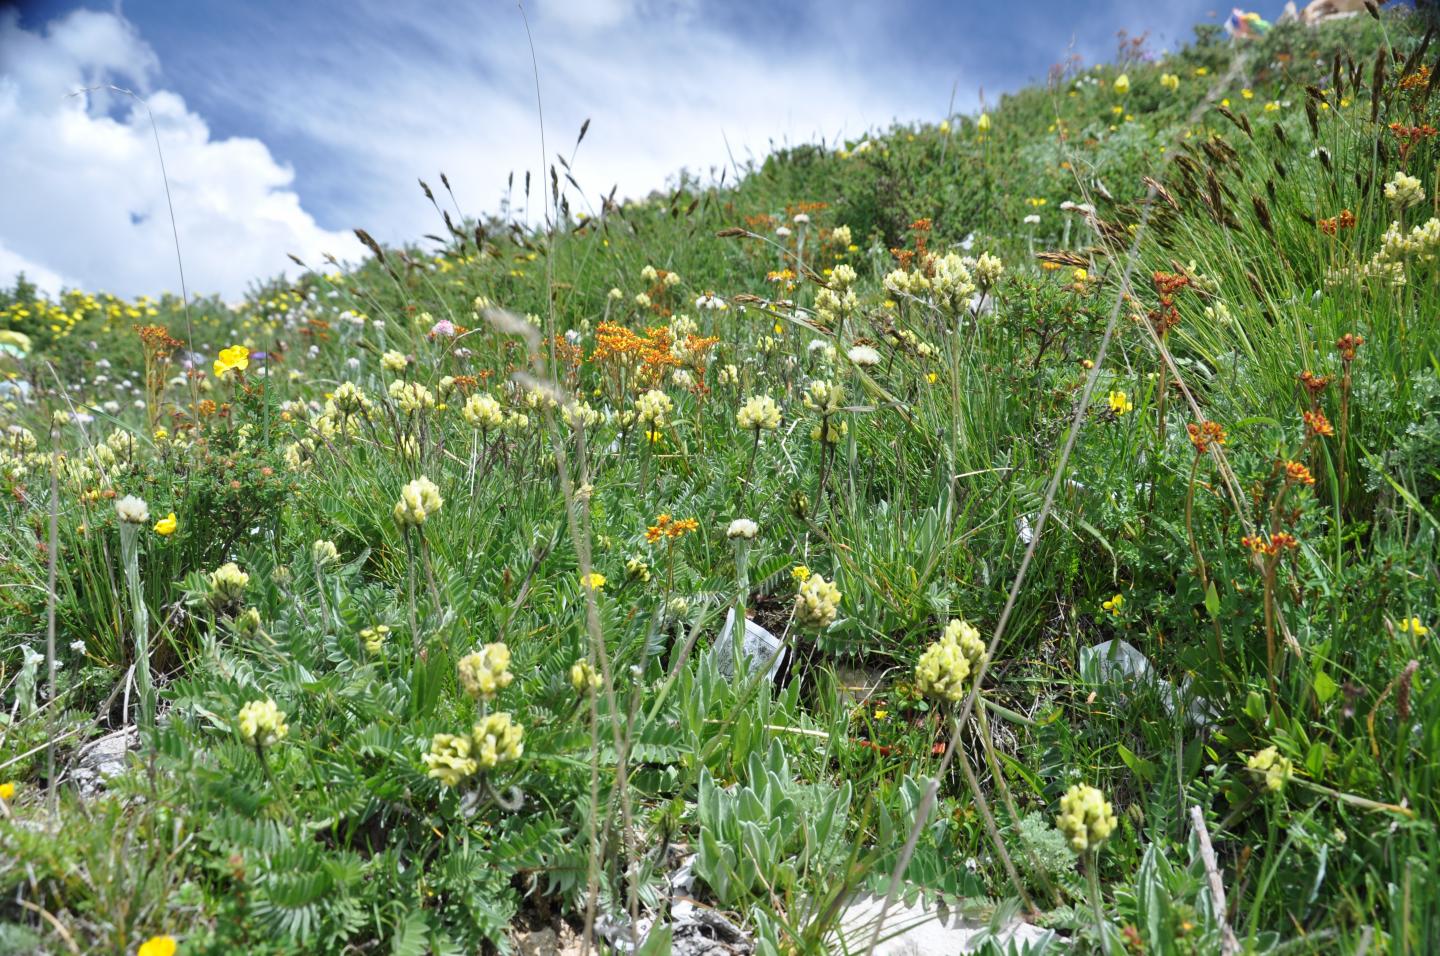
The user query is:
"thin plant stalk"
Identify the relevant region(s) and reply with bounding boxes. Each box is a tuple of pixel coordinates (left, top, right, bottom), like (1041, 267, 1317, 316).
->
(118, 521, 153, 729)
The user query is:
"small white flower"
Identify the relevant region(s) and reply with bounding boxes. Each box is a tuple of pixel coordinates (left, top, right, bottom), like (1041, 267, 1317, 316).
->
(114, 494, 150, 524)
(793, 213, 810, 225)
(775, 226, 792, 238)
(1024, 214, 1041, 225)
(847, 345, 881, 368)
(727, 518, 759, 540)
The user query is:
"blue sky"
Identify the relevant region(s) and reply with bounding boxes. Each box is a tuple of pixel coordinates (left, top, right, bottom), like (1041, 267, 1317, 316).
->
(0, 0, 1250, 298)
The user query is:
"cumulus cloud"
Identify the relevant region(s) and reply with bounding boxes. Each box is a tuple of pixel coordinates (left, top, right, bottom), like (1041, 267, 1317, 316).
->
(0, 8, 359, 300)
(170, 0, 936, 245)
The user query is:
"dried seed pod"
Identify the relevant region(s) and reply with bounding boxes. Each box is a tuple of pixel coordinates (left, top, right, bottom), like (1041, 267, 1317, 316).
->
(1252, 195, 1274, 235)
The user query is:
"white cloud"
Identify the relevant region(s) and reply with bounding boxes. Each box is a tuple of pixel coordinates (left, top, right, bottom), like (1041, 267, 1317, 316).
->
(182, 1, 940, 246)
(0, 8, 360, 300)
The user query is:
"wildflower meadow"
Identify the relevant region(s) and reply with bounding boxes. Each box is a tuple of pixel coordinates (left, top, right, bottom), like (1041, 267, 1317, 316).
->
(3, 8, 1440, 955)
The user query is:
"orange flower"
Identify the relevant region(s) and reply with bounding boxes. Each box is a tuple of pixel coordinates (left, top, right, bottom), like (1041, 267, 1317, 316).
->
(1186, 420, 1227, 454)
(1303, 410, 1334, 437)
(1335, 333, 1364, 362)
(1242, 532, 1299, 557)
(1284, 460, 1316, 485)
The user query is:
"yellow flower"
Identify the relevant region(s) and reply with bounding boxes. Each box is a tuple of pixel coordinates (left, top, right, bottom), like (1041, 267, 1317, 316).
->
(236, 698, 288, 748)
(1398, 616, 1430, 636)
(791, 564, 811, 583)
(1102, 594, 1124, 617)
(580, 571, 606, 591)
(1160, 73, 1180, 91)
(873, 709, 888, 719)
(1107, 391, 1133, 415)
(137, 936, 178, 956)
(976, 112, 991, 134)
(0, 782, 14, 801)
(1113, 73, 1130, 95)
(1241, 88, 1254, 99)
(153, 512, 177, 536)
(1056, 784, 1117, 853)
(795, 573, 841, 628)
(1246, 746, 1293, 792)
(212, 344, 249, 377)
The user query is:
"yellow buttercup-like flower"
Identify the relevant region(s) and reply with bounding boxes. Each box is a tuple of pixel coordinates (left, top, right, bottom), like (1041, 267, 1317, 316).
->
(1107, 390, 1133, 415)
(580, 571, 607, 591)
(153, 512, 177, 536)
(137, 936, 178, 956)
(213, 344, 249, 377)
(1398, 616, 1430, 636)
(0, 782, 15, 801)
(1113, 73, 1130, 95)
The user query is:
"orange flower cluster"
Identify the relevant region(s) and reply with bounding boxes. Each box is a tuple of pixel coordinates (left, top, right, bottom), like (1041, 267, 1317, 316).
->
(1148, 271, 1190, 333)
(551, 334, 583, 370)
(592, 323, 679, 383)
(1317, 209, 1355, 236)
(1399, 66, 1432, 92)
(1242, 532, 1299, 557)
(1303, 409, 1334, 437)
(1187, 420, 1227, 453)
(1284, 460, 1316, 485)
(1335, 333, 1364, 362)
(645, 513, 699, 543)
(1298, 370, 1332, 398)
(135, 324, 183, 354)
(1388, 122, 1438, 162)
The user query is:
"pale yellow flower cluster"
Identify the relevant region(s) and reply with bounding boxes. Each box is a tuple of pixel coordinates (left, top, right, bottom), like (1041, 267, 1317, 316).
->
(737, 395, 781, 431)
(929, 253, 978, 314)
(388, 380, 435, 414)
(1383, 170, 1425, 210)
(974, 253, 1004, 288)
(393, 476, 443, 527)
(1055, 783, 1117, 853)
(209, 562, 250, 605)
(914, 618, 987, 702)
(422, 733, 477, 787)
(423, 713, 525, 786)
(1364, 217, 1440, 284)
(312, 539, 340, 566)
(803, 379, 845, 416)
(1246, 746, 1293, 792)
(361, 623, 390, 654)
(472, 713, 525, 769)
(570, 659, 601, 694)
(795, 573, 841, 628)
(635, 389, 674, 427)
(462, 393, 505, 428)
(237, 698, 289, 748)
(457, 642, 513, 701)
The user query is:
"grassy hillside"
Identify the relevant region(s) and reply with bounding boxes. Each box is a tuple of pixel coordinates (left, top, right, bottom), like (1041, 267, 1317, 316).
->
(2, 9, 1439, 954)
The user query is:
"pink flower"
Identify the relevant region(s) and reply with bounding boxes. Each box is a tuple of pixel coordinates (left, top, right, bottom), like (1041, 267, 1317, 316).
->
(430, 319, 456, 337)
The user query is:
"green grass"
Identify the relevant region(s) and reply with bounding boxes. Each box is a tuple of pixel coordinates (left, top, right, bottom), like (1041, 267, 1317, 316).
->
(1, 10, 1439, 955)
